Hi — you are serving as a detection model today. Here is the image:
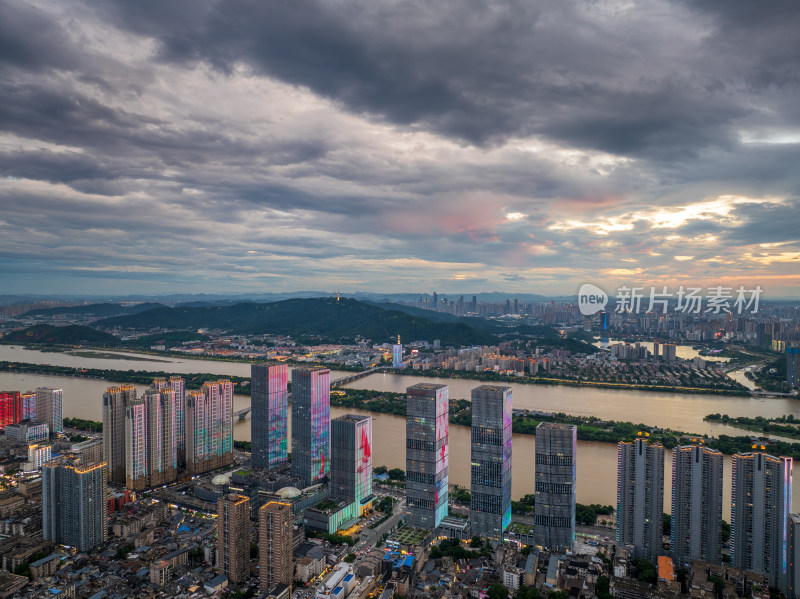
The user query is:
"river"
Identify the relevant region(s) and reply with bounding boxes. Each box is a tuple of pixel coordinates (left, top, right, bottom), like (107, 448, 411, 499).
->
(0, 347, 795, 519)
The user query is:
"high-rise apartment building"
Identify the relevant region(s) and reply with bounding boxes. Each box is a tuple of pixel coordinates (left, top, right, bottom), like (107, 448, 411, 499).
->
(42, 455, 107, 552)
(185, 380, 235, 475)
(405, 383, 449, 529)
(259, 501, 293, 592)
(291, 367, 330, 487)
(332, 415, 373, 509)
(661, 344, 677, 361)
(731, 450, 793, 591)
(35, 387, 63, 434)
(534, 422, 577, 551)
(251, 363, 289, 470)
(788, 514, 800, 599)
(217, 493, 251, 585)
(617, 435, 665, 560)
(144, 387, 177, 486)
(125, 396, 148, 491)
(671, 444, 724, 566)
(470, 385, 512, 541)
(103, 385, 136, 484)
(788, 347, 800, 388)
(151, 377, 185, 466)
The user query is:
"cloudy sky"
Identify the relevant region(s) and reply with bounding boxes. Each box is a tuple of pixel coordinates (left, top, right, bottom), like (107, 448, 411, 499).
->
(1, 0, 799, 298)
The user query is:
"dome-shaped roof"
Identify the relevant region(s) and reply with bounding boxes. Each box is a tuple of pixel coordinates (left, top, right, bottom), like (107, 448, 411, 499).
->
(211, 473, 231, 485)
(277, 486, 302, 499)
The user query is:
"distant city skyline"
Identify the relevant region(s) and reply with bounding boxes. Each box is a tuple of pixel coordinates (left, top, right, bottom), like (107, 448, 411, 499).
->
(1, 2, 798, 297)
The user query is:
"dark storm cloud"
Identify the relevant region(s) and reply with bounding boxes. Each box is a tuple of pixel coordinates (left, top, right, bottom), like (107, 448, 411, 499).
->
(0, 2, 80, 72)
(90, 0, 776, 157)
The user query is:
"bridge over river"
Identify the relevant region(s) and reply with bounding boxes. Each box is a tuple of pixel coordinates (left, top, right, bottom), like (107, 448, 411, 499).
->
(233, 366, 389, 419)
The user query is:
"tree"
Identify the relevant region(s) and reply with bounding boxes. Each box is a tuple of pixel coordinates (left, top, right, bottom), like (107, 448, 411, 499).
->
(344, 553, 356, 563)
(374, 466, 388, 475)
(470, 535, 483, 548)
(515, 585, 541, 599)
(487, 583, 510, 599)
(388, 468, 406, 481)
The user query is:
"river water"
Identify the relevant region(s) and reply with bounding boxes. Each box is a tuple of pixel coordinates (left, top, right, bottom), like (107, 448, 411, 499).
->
(0, 346, 793, 519)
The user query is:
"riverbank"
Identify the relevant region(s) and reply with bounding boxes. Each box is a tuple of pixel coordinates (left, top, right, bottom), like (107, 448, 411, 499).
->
(705, 413, 800, 441)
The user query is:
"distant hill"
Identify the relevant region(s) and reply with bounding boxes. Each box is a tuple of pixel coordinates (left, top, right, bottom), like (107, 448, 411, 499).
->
(21, 302, 165, 318)
(3, 324, 120, 345)
(96, 297, 497, 346)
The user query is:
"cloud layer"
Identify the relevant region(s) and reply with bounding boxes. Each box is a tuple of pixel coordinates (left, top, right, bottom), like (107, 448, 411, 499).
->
(1, 0, 799, 296)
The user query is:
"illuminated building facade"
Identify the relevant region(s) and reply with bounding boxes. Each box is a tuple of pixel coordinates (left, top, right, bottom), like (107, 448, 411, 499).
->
(291, 367, 330, 487)
(103, 385, 136, 484)
(788, 347, 800, 388)
(217, 493, 251, 585)
(43, 455, 108, 552)
(671, 443, 724, 566)
(125, 396, 148, 491)
(21, 392, 36, 421)
(145, 387, 177, 486)
(788, 514, 800, 599)
(534, 422, 576, 551)
(731, 450, 792, 591)
(406, 383, 449, 529)
(185, 380, 235, 475)
(35, 387, 63, 433)
(393, 335, 404, 368)
(251, 363, 289, 470)
(617, 436, 664, 560)
(0, 391, 21, 430)
(470, 385, 512, 541)
(259, 501, 293, 591)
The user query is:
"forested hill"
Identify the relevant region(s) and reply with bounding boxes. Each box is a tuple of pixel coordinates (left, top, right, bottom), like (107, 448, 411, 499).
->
(95, 297, 497, 346)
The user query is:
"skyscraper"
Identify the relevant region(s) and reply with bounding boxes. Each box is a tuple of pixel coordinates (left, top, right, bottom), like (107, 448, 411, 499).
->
(617, 435, 665, 560)
(185, 380, 235, 475)
(42, 455, 107, 552)
(788, 514, 800, 599)
(671, 443, 724, 566)
(331, 414, 373, 507)
(405, 383, 449, 529)
(103, 385, 136, 484)
(0, 391, 20, 430)
(470, 385, 512, 541)
(393, 336, 404, 368)
(21, 392, 36, 421)
(35, 387, 63, 434)
(145, 387, 177, 486)
(152, 377, 185, 466)
(259, 501, 293, 592)
(788, 347, 800, 388)
(534, 422, 577, 551)
(291, 367, 330, 487)
(731, 450, 793, 590)
(217, 493, 251, 585)
(125, 396, 148, 491)
(251, 363, 289, 470)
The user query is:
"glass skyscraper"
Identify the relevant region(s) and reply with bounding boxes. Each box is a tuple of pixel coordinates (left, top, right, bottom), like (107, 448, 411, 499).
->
(405, 383, 449, 529)
(470, 385, 512, 540)
(331, 414, 373, 506)
(251, 363, 289, 470)
(617, 435, 664, 560)
(671, 443, 724, 566)
(35, 387, 63, 434)
(291, 367, 330, 487)
(534, 422, 577, 551)
(732, 450, 793, 591)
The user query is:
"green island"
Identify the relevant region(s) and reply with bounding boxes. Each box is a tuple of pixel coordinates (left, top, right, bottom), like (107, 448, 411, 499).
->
(706, 413, 800, 441)
(0, 361, 250, 391)
(384, 367, 752, 396)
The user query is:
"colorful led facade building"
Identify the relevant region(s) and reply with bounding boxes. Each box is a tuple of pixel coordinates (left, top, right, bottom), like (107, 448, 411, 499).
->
(21, 392, 36, 421)
(103, 385, 136, 484)
(534, 422, 577, 551)
(251, 363, 289, 470)
(125, 396, 148, 491)
(35, 387, 63, 434)
(259, 501, 293, 592)
(0, 391, 21, 430)
(185, 380, 235, 475)
(217, 493, 251, 585)
(151, 377, 185, 467)
(291, 367, 330, 487)
(788, 514, 800, 599)
(731, 450, 793, 591)
(617, 435, 664, 561)
(470, 385, 512, 541)
(671, 443, 724, 566)
(393, 335, 404, 368)
(42, 455, 108, 552)
(144, 387, 177, 486)
(405, 383, 449, 529)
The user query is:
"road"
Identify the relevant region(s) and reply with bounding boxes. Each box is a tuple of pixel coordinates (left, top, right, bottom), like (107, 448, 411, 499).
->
(356, 497, 407, 552)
